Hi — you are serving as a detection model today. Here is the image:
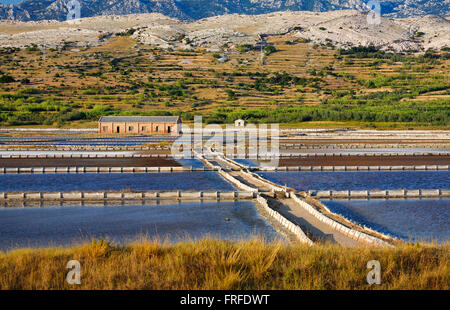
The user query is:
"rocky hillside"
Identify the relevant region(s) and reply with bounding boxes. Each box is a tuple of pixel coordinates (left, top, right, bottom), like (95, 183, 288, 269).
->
(0, 0, 448, 22)
(0, 11, 448, 52)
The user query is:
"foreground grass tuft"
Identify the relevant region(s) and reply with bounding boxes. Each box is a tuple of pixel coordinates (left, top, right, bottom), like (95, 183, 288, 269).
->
(0, 239, 448, 290)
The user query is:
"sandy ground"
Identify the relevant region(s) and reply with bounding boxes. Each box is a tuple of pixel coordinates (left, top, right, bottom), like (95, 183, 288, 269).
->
(0, 157, 181, 168)
(270, 155, 450, 167)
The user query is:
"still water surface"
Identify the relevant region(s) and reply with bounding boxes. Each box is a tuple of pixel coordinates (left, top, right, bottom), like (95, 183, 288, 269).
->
(322, 199, 449, 243)
(258, 171, 449, 191)
(0, 201, 282, 250)
(0, 172, 235, 192)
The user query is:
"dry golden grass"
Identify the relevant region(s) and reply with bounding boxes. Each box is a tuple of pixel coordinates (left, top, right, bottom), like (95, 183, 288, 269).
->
(0, 238, 448, 290)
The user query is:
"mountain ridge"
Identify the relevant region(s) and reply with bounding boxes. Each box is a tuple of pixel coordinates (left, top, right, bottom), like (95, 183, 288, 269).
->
(0, 0, 448, 22)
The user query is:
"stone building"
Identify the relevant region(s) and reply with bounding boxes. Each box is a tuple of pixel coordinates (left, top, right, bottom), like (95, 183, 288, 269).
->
(98, 116, 181, 134)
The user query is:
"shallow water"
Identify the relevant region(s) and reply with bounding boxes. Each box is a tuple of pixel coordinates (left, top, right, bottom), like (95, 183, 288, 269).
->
(321, 199, 450, 243)
(174, 158, 205, 168)
(0, 172, 235, 192)
(0, 136, 179, 146)
(233, 158, 258, 167)
(0, 201, 282, 250)
(0, 151, 137, 156)
(279, 148, 449, 155)
(258, 171, 449, 191)
(0, 135, 219, 146)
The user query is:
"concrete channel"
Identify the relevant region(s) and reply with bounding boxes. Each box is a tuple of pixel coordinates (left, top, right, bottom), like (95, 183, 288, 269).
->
(198, 150, 395, 247)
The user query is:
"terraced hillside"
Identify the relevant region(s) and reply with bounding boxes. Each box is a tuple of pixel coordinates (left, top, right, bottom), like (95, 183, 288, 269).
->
(0, 33, 449, 128)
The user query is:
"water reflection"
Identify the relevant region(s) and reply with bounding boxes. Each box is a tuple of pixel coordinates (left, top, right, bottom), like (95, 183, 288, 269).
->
(0, 201, 282, 250)
(258, 171, 450, 191)
(322, 199, 450, 243)
(0, 172, 235, 192)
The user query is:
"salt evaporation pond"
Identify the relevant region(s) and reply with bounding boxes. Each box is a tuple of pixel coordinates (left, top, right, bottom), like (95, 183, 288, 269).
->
(0, 201, 282, 250)
(258, 171, 449, 191)
(233, 159, 258, 167)
(0, 172, 234, 192)
(175, 158, 205, 168)
(321, 199, 450, 243)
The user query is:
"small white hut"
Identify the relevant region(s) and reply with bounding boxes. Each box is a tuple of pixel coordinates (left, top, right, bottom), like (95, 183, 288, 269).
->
(234, 119, 246, 127)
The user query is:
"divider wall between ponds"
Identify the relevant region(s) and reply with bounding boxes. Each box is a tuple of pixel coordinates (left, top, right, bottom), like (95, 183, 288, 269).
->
(307, 189, 449, 199)
(256, 195, 313, 246)
(0, 166, 218, 174)
(291, 194, 392, 247)
(0, 191, 256, 202)
(255, 165, 450, 171)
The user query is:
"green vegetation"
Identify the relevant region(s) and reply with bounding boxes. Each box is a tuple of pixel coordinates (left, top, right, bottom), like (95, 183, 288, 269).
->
(0, 239, 447, 289)
(264, 45, 277, 56)
(338, 46, 443, 64)
(206, 99, 448, 125)
(0, 37, 448, 128)
(0, 75, 15, 83)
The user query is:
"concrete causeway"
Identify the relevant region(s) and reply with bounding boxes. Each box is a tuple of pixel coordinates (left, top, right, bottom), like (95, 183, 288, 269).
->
(198, 149, 390, 247)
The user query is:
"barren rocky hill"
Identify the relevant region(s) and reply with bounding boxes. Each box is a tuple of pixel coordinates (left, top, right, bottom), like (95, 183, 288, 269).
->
(0, 0, 448, 22)
(0, 10, 449, 52)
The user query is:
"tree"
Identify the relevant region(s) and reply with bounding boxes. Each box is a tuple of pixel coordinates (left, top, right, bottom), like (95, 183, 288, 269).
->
(225, 89, 236, 100)
(264, 45, 277, 56)
(0, 75, 15, 83)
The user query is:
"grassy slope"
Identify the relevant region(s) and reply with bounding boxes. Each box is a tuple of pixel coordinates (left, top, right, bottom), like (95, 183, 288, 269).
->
(0, 35, 449, 128)
(0, 239, 448, 289)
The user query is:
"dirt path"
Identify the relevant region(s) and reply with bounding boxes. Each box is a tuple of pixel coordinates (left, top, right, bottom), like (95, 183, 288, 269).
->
(230, 170, 274, 192)
(210, 154, 364, 246)
(269, 197, 360, 247)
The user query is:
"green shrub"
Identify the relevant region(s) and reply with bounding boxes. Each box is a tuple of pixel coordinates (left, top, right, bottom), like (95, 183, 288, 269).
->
(0, 75, 15, 83)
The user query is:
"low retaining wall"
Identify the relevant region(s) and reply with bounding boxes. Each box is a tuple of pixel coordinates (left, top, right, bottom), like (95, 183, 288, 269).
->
(291, 194, 391, 247)
(194, 153, 221, 169)
(219, 155, 292, 193)
(0, 191, 256, 202)
(0, 166, 217, 174)
(0, 146, 172, 151)
(0, 154, 171, 159)
(308, 189, 450, 199)
(242, 170, 289, 193)
(220, 155, 249, 170)
(217, 169, 258, 193)
(256, 195, 313, 246)
(2, 151, 448, 159)
(280, 144, 449, 150)
(196, 152, 258, 193)
(250, 152, 450, 159)
(1, 144, 448, 152)
(256, 165, 450, 172)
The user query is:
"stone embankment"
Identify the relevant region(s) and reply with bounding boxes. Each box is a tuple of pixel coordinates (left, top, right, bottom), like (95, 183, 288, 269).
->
(201, 151, 393, 247)
(248, 152, 450, 159)
(256, 195, 313, 246)
(0, 146, 172, 151)
(0, 166, 217, 174)
(307, 189, 449, 199)
(279, 144, 449, 149)
(0, 154, 172, 159)
(0, 190, 255, 202)
(256, 165, 450, 171)
(291, 194, 392, 247)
